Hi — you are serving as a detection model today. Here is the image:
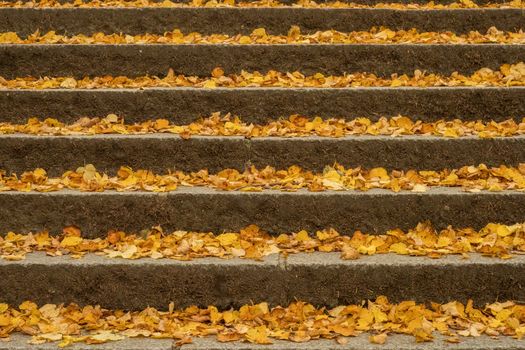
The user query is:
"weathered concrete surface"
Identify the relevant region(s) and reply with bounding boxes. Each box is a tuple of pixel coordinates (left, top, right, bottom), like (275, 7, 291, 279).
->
(0, 188, 524, 236)
(0, 335, 173, 350)
(2, 134, 525, 174)
(2, 87, 524, 123)
(3, 333, 525, 350)
(1, 8, 524, 35)
(182, 335, 525, 350)
(1, 44, 524, 77)
(0, 252, 524, 308)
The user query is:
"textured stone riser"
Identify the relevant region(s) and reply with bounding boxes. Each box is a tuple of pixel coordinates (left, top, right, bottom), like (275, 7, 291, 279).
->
(1, 88, 524, 123)
(1, 134, 525, 174)
(1, 44, 525, 77)
(0, 189, 524, 236)
(0, 253, 524, 309)
(1, 8, 524, 36)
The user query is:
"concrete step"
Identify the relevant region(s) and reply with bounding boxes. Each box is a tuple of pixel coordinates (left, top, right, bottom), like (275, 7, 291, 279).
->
(0, 188, 524, 235)
(182, 336, 525, 350)
(1, 335, 173, 350)
(1, 134, 525, 174)
(1, 87, 523, 123)
(1, 8, 523, 35)
(1, 252, 524, 308)
(3, 334, 525, 350)
(1, 44, 524, 77)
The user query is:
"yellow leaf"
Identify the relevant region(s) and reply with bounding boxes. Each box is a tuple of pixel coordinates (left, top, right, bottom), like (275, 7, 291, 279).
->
(368, 167, 389, 180)
(121, 245, 138, 259)
(389, 242, 409, 255)
(251, 28, 267, 37)
(203, 80, 217, 88)
(217, 233, 238, 246)
(60, 236, 83, 247)
(246, 326, 272, 344)
(369, 333, 387, 344)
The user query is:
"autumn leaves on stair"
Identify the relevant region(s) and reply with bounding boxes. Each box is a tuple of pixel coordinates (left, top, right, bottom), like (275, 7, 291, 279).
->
(1, 0, 525, 349)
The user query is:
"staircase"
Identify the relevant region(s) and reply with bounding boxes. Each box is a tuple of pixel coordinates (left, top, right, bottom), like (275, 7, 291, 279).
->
(1, 0, 525, 349)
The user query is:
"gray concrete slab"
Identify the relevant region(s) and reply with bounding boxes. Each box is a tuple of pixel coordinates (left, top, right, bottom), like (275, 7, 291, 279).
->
(1, 8, 523, 36)
(1, 44, 524, 78)
(1, 134, 525, 174)
(0, 334, 173, 350)
(1, 87, 524, 123)
(2, 333, 524, 350)
(0, 188, 524, 236)
(182, 335, 525, 350)
(0, 252, 524, 308)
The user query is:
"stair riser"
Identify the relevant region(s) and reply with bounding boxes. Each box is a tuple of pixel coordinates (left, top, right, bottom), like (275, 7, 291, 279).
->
(1, 8, 524, 35)
(0, 253, 523, 309)
(2, 88, 524, 123)
(1, 44, 524, 77)
(0, 190, 523, 236)
(2, 135, 525, 174)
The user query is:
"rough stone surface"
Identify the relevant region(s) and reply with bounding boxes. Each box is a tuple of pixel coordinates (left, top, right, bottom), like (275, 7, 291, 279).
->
(0, 253, 524, 309)
(1, 335, 173, 350)
(1, 87, 524, 123)
(0, 188, 524, 236)
(182, 335, 525, 350)
(2, 134, 525, 174)
(1, 44, 524, 77)
(0, 253, 286, 309)
(3, 332, 525, 350)
(1, 8, 524, 35)
(284, 253, 525, 307)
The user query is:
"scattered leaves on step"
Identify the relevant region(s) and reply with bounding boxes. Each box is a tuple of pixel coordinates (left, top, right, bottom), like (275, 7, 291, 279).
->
(1, 0, 521, 8)
(2, 113, 525, 138)
(2, 27, 525, 45)
(2, 163, 525, 193)
(2, 221, 525, 261)
(2, 63, 525, 89)
(1, 297, 525, 346)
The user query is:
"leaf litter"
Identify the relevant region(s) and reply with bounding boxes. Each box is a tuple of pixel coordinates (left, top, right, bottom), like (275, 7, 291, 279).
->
(2, 62, 525, 89)
(2, 221, 525, 261)
(3, 163, 525, 192)
(2, 27, 525, 45)
(1, 0, 522, 8)
(3, 113, 525, 138)
(0, 297, 525, 346)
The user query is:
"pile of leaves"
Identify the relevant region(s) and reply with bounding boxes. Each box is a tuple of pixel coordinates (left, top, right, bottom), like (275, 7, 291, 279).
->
(2, 62, 525, 89)
(2, 0, 521, 8)
(0, 297, 525, 346)
(2, 113, 525, 138)
(2, 221, 525, 261)
(3, 27, 525, 44)
(2, 163, 525, 192)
